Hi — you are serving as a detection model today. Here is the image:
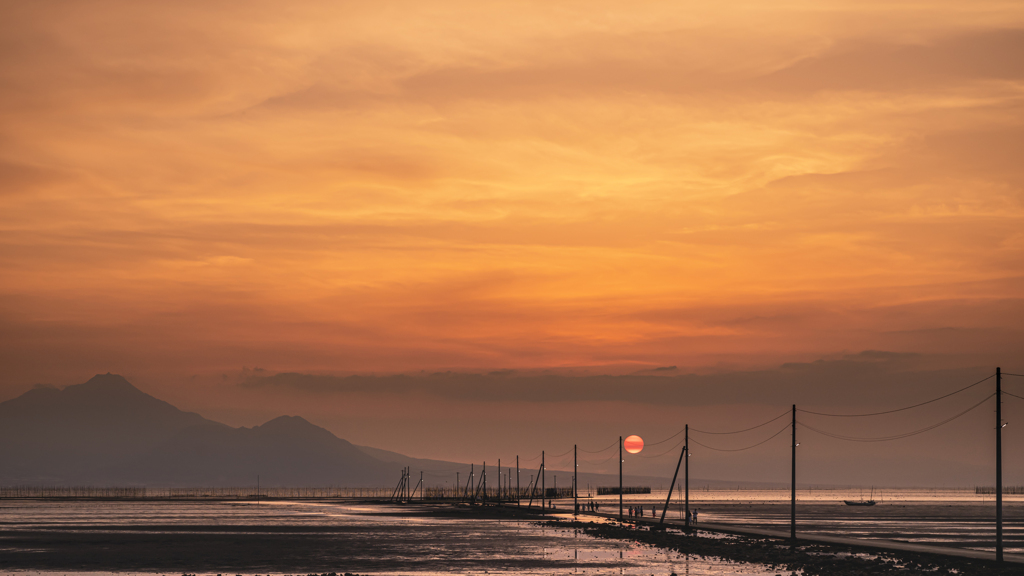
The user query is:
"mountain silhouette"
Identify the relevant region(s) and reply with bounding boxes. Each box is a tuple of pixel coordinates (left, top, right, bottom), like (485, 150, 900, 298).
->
(0, 373, 736, 489)
(0, 374, 401, 486)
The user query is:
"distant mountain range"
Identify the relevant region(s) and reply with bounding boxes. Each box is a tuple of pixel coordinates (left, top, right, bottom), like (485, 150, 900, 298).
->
(0, 374, 419, 486)
(0, 373, 765, 489)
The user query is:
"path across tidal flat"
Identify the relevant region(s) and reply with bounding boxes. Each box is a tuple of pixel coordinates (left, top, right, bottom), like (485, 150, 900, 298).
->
(602, 498, 1024, 556)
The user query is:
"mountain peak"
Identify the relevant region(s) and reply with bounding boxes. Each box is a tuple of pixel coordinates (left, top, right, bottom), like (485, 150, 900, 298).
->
(76, 373, 140, 393)
(253, 415, 343, 444)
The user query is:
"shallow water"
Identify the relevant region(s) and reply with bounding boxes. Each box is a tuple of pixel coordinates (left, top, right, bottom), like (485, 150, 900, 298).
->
(582, 488, 1024, 553)
(0, 500, 783, 575)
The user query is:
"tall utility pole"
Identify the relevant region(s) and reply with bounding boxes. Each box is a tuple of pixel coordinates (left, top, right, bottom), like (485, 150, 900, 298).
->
(574, 444, 578, 515)
(685, 425, 689, 526)
(660, 431, 685, 524)
(517, 456, 520, 507)
(619, 435, 623, 520)
(791, 404, 797, 540)
(420, 471, 423, 501)
(541, 451, 546, 513)
(497, 458, 501, 502)
(997, 367, 1004, 562)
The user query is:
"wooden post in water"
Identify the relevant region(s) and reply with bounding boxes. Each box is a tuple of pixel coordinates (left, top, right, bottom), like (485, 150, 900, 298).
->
(791, 404, 796, 540)
(997, 367, 1004, 562)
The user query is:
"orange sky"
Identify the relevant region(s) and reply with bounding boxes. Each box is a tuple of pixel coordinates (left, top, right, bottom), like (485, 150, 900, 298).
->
(2, 1, 1024, 386)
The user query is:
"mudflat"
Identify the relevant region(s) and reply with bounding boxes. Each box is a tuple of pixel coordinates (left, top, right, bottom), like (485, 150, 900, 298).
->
(0, 500, 776, 575)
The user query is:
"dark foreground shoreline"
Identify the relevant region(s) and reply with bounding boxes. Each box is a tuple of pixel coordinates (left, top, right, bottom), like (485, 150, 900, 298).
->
(1, 499, 1020, 575)
(544, 516, 1020, 576)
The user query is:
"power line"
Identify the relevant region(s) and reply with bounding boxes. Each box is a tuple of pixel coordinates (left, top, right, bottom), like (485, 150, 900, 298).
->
(637, 436, 687, 459)
(644, 428, 685, 446)
(579, 440, 618, 454)
(1004, 390, 1024, 401)
(1004, 373, 1024, 378)
(798, 374, 994, 418)
(577, 450, 614, 463)
(798, 393, 994, 443)
(690, 409, 790, 435)
(688, 422, 791, 452)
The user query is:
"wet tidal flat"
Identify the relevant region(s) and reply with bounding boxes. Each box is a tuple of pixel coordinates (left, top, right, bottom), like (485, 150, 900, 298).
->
(0, 500, 777, 575)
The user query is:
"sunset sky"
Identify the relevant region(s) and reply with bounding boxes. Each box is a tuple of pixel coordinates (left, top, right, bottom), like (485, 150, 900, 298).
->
(2, 1, 1023, 483)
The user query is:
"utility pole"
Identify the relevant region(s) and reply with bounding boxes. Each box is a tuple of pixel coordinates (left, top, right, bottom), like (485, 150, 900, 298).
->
(420, 471, 424, 501)
(661, 430, 685, 524)
(517, 456, 520, 507)
(574, 444, 578, 515)
(619, 435, 623, 521)
(497, 458, 501, 502)
(541, 451, 546, 514)
(791, 404, 797, 541)
(685, 425, 689, 526)
(257, 475, 260, 507)
(997, 367, 1004, 562)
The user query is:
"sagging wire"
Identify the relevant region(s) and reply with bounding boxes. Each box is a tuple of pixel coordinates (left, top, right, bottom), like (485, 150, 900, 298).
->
(688, 422, 791, 452)
(579, 452, 619, 466)
(690, 409, 790, 435)
(643, 428, 685, 446)
(799, 393, 994, 443)
(579, 439, 618, 453)
(798, 374, 994, 418)
(636, 435, 687, 459)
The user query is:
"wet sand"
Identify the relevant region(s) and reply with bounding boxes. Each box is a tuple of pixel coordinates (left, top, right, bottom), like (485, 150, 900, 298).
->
(2, 497, 1022, 575)
(0, 500, 775, 575)
(558, 517, 1022, 576)
(613, 497, 1024, 553)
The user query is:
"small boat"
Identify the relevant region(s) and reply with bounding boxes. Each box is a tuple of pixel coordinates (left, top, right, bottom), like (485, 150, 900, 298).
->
(845, 487, 876, 506)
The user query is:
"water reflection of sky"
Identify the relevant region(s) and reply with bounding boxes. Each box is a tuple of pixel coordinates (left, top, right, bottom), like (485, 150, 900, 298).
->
(0, 500, 782, 576)
(573, 488, 1022, 554)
